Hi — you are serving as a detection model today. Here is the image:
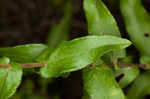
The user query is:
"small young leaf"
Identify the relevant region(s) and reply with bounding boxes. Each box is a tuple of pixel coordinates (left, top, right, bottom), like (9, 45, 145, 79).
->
(127, 71, 150, 99)
(113, 66, 139, 88)
(0, 56, 10, 64)
(140, 56, 150, 69)
(0, 62, 22, 99)
(83, 60, 126, 99)
(84, 0, 126, 64)
(120, 0, 150, 61)
(0, 44, 47, 63)
(40, 35, 131, 78)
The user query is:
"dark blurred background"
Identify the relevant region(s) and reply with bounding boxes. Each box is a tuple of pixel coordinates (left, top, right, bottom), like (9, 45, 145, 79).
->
(0, 0, 87, 47)
(0, 0, 150, 99)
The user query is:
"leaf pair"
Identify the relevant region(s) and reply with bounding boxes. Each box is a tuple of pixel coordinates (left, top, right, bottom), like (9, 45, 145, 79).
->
(40, 35, 131, 78)
(0, 36, 131, 79)
(0, 35, 131, 99)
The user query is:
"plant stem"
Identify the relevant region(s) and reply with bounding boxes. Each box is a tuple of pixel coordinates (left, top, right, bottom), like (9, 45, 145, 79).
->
(0, 64, 10, 68)
(0, 62, 46, 69)
(21, 62, 46, 68)
(106, 62, 148, 70)
(0, 62, 148, 69)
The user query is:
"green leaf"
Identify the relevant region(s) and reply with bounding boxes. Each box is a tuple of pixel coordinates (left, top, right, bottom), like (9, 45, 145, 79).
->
(84, 0, 120, 36)
(113, 66, 139, 88)
(120, 0, 150, 59)
(40, 35, 131, 78)
(84, 0, 126, 64)
(0, 44, 47, 63)
(82, 60, 126, 99)
(47, 2, 72, 49)
(127, 71, 150, 99)
(0, 61, 22, 99)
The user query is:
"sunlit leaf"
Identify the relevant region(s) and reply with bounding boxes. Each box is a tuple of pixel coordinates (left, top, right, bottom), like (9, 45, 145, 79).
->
(40, 35, 131, 78)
